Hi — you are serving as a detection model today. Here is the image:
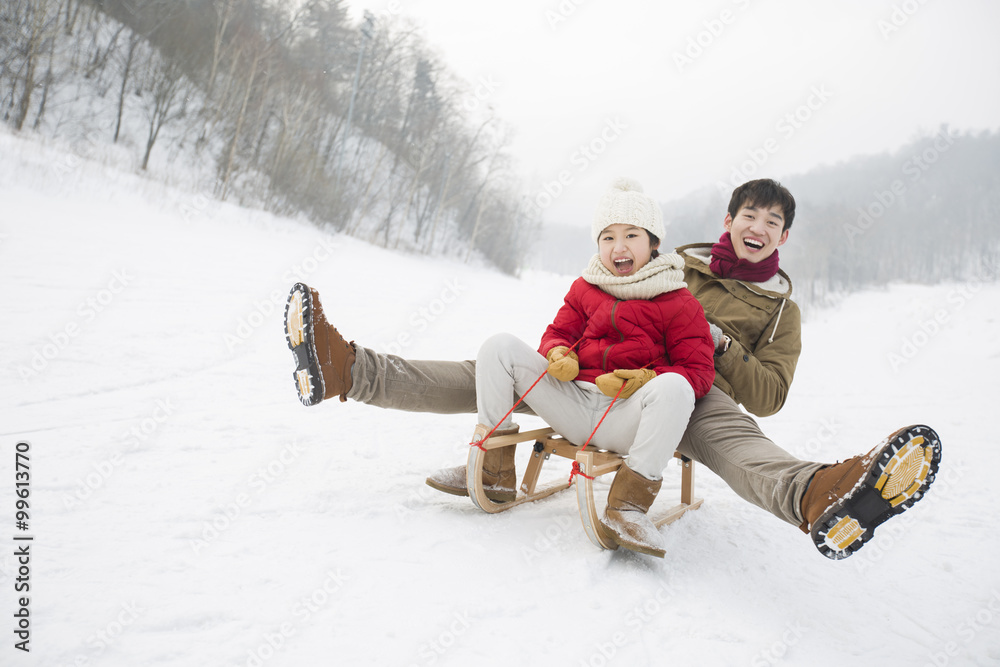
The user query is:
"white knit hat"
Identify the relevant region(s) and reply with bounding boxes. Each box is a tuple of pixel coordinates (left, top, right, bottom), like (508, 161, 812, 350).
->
(592, 176, 665, 242)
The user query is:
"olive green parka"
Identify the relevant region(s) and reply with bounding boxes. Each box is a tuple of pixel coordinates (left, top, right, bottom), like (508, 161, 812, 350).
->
(676, 243, 801, 417)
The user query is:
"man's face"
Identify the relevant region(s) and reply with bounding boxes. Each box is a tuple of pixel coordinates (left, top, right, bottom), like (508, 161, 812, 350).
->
(724, 203, 789, 263)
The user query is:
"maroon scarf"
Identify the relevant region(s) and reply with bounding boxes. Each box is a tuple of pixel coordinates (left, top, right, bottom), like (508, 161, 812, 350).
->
(709, 232, 780, 282)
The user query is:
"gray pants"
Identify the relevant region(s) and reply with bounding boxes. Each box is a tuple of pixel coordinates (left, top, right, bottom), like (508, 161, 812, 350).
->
(349, 344, 822, 526)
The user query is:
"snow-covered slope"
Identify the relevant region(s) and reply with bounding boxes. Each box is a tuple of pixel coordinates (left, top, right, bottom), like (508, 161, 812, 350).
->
(2, 126, 998, 666)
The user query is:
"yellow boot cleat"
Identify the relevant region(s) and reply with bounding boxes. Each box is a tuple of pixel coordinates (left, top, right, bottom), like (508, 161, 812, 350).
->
(801, 424, 942, 560)
(283, 283, 356, 406)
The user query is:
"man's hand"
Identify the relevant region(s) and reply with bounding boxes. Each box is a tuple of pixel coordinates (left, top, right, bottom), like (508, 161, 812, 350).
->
(595, 368, 656, 399)
(709, 323, 731, 356)
(546, 346, 580, 382)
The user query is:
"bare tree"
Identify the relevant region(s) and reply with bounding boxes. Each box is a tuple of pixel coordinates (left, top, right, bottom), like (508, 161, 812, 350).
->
(113, 30, 142, 142)
(31, 3, 62, 130)
(138, 48, 189, 170)
(4, 0, 59, 131)
(217, 3, 307, 200)
(218, 40, 264, 198)
(0, 0, 538, 274)
(205, 0, 238, 97)
(63, 0, 84, 35)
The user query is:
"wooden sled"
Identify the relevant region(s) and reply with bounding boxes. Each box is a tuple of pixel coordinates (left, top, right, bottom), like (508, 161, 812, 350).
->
(466, 427, 703, 550)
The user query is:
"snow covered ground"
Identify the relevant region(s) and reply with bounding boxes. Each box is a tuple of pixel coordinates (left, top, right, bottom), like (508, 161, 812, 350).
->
(2, 125, 999, 667)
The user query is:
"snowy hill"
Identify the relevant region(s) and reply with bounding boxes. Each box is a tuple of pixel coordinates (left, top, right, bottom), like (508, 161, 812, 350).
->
(2, 126, 998, 667)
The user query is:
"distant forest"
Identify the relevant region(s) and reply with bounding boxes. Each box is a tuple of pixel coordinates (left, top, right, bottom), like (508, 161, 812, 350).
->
(663, 127, 1000, 304)
(0, 0, 534, 273)
(4, 2, 997, 288)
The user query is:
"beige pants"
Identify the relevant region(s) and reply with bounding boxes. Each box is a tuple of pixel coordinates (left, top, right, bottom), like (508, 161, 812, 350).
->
(349, 343, 822, 525)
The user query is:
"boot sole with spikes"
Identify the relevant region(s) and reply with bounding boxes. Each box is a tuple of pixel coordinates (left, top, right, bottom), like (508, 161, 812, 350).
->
(811, 424, 941, 560)
(284, 283, 325, 406)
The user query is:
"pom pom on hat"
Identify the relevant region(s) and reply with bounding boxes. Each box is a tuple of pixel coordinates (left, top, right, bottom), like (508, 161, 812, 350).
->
(610, 176, 644, 192)
(592, 176, 665, 242)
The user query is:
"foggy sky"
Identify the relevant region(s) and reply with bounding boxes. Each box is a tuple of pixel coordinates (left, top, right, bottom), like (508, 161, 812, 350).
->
(344, 0, 1000, 224)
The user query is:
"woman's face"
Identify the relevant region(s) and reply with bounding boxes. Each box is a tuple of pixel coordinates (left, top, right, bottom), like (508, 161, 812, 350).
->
(598, 224, 658, 276)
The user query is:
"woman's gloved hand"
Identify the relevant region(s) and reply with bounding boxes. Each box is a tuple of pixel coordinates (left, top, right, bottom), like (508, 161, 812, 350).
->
(545, 346, 580, 382)
(595, 368, 656, 399)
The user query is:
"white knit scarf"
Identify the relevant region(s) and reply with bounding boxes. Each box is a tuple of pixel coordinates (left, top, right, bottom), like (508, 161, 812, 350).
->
(581, 252, 687, 300)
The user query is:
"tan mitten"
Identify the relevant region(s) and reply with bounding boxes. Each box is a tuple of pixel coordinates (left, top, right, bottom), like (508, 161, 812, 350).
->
(545, 346, 580, 382)
(595, 368, 656, 399)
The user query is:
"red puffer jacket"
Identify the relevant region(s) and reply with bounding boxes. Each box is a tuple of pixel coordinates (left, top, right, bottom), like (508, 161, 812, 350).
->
(538, 278, 716, 398)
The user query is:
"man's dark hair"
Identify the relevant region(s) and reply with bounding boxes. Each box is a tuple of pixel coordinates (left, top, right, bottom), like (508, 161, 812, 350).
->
(728, 179, 796, 231)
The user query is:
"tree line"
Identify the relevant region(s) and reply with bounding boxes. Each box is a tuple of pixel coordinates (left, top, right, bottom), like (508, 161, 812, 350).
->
(0, 0, 535, 273)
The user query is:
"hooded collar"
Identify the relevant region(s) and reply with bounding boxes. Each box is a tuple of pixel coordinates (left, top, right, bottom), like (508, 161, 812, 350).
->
(678, 243, 793, 298)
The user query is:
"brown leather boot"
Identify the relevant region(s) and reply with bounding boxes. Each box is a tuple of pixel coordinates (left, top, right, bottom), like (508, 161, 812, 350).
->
(599, 463, 666, 558)
(284, 283, 356, 406)
(800, 424, 941, 560)
(426, 425, 519, 502)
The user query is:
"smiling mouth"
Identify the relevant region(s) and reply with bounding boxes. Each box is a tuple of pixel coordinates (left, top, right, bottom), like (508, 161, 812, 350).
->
(613, 258, 634, 274)
(743, 238, 765, 251)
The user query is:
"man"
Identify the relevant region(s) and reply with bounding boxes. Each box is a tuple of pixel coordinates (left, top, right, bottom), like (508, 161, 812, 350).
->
(283, 179, 941, 560)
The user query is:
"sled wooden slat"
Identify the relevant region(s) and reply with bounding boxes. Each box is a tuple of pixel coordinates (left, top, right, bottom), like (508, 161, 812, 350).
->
(520, 444, 546, 496)
(465, 425, 704, 550)
(680, 456, 696, 507)
(652, 455, 703, 530)
(479, 427, 556, 449)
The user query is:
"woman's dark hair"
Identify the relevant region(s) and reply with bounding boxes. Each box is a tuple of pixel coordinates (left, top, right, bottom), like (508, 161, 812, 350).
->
(647, 231, 660, 258)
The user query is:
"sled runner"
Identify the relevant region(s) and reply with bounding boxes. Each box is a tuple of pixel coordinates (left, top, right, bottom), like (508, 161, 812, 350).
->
(466, 427, 703, 550)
